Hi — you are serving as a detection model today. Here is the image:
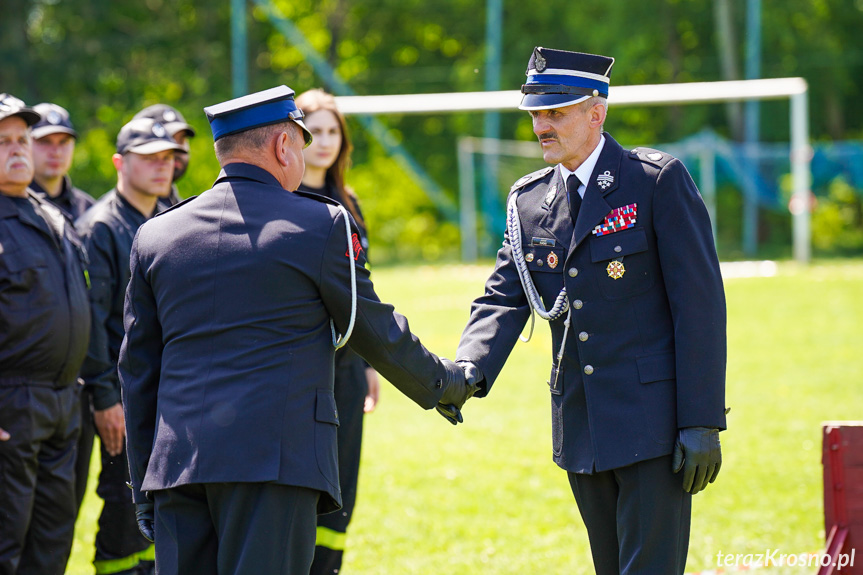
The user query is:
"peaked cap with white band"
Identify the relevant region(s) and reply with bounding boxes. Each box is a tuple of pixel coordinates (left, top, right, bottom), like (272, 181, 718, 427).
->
(519, 47, 615, 111)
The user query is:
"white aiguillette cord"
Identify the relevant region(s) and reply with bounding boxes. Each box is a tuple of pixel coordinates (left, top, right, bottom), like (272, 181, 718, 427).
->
(331, 205, 356, 350)
(506, 193, 572, 388)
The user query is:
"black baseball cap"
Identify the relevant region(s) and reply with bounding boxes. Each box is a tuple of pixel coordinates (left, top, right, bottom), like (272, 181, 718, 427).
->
(31, 103, 78, 139)
(116, 118, 186, 155)
(133, 104, 196, 138)
(0, 93, 41, 126)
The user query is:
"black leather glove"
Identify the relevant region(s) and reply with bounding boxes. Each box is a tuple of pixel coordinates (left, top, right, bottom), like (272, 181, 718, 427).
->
(672, 427, 722, 494)
(435, 359, 479, 425)
(135, 502, 155, 542)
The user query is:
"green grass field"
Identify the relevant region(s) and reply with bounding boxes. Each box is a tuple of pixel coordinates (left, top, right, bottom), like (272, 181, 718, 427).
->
(67, 260, 863, 574)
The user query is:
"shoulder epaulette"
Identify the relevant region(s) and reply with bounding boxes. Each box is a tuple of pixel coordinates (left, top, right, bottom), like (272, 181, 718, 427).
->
(294, 189, 343, 208)
(152, 195, 199, 218)
(510, 166, 554, 192)
(628, 147, 674, 167)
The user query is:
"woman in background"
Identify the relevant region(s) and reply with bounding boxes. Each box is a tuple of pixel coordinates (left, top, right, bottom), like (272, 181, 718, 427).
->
(295, 88, 380, 575)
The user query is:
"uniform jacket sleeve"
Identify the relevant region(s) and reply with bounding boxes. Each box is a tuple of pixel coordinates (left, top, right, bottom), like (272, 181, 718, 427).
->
(319, 212, 449, 409)
(455, 199, 532, 396)
(653, 159, 727, 429)
(78, 221, 122, 410)
(118, 232, 163, 503)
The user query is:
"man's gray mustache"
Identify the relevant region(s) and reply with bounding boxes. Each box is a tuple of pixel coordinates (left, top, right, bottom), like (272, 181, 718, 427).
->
(6, 154, 31, 172)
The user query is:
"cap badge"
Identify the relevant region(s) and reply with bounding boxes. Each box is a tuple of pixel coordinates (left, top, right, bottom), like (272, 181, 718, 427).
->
(607, 260, 625, 279)
(596, 170, 614, 191)
(534, 49, 547, 73)
(163, 110, 177, 122)
(152, 122, 167, 138)
(47, 110, 62, 125)
(547, 252, 559, 269)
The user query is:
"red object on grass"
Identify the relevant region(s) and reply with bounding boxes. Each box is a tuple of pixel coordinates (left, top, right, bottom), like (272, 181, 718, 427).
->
(819, 422, 863, 575)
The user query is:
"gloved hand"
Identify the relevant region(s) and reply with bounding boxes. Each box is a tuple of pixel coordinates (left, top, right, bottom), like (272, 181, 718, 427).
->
(135, 502, 155, 542)
(435, 359, 479, 425)
(672, 427, 722, 494)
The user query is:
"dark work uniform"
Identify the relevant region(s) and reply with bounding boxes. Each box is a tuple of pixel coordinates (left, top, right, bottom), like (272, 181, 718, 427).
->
(120, 163, 459, 575)
(76, 190, 155, 575)
(0, 191, 90, 575)
(299, 181, 370, 575)
(30, 176, 97, 511)
(29, 176, 95, 221)
(457, 134, 727, 574)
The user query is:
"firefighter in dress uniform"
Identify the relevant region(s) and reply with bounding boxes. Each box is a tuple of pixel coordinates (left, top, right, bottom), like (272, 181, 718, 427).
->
(456, 48, 727, 574)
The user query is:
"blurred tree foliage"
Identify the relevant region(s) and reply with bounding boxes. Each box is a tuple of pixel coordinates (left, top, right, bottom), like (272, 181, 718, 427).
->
(2, 0, 862, 260)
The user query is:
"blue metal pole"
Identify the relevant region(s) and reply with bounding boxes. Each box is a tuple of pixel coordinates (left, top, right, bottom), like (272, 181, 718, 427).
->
(481, 0, 503, 256)
(231, 0, 248, 98)
(742, 0, 761, 255)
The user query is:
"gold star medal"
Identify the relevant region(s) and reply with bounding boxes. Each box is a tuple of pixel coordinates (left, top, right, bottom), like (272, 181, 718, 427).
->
(606, 260, 625, 279)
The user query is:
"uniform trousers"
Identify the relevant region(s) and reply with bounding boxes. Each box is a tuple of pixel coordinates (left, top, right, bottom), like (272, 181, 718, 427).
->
(310, 361, 367, 575)
(0, 384, 80, 575)
(74, 387, 95, 511)
(567, 455, 692, 575)
(92, 439, 153, 575)
(153, 482, 320, 575)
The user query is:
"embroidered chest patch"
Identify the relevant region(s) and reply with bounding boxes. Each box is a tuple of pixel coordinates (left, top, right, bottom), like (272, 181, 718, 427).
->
(592, 203, 637, 236)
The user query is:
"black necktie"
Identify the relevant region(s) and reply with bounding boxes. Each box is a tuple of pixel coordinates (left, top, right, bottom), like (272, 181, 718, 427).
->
(567, 174, 583, 224)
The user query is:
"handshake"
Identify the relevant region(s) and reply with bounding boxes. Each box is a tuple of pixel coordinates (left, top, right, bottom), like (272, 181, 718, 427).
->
(435, 359, 481, 425)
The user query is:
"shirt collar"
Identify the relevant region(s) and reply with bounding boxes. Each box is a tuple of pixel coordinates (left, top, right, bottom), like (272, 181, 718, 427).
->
(558, 134, 606, 197)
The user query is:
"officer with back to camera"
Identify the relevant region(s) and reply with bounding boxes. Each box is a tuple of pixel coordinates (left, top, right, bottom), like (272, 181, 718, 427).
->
(119, 85, 475, 575)
(455, 48, 727, 574)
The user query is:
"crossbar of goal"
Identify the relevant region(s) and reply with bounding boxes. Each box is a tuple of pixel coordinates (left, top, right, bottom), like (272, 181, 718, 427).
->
(334, 77, 811, 262)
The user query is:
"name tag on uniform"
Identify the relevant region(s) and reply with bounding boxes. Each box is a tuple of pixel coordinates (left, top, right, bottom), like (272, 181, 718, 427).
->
(530, 237, 556, 247)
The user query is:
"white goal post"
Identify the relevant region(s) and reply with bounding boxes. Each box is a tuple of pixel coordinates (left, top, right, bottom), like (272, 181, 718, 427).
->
(334, 78, 811, 263)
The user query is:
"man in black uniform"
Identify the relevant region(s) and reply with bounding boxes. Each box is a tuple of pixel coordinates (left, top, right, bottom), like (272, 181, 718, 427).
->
(76, 117, 183, 575)
(119, 85, 474, 575)
(132, 104, 195, 209)
(28, 101, 97, 513)
(29, 103, 95, 221)
(0, 93, 91, 575)
(456, 48, 727, 574)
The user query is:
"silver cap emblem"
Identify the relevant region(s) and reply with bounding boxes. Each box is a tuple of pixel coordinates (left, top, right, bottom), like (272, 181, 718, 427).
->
(534, 48, 547, 73)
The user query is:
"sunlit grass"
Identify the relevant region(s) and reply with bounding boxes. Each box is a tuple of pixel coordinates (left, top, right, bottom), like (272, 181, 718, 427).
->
(67, 260, 863, 574)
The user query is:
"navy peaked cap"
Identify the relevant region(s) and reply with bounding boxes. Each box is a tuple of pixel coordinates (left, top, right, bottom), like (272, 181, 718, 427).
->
(204, 85, 312, 146)
(519, 47, 615, 111)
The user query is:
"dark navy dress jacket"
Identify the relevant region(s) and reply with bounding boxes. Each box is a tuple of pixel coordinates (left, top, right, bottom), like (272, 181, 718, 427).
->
(120, 163, 452, 513)
(457, 134, 727, 474)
